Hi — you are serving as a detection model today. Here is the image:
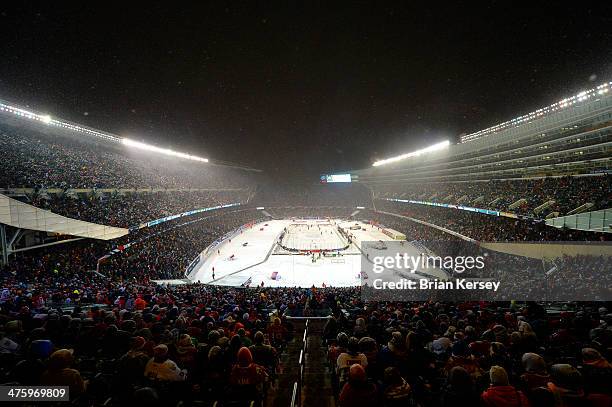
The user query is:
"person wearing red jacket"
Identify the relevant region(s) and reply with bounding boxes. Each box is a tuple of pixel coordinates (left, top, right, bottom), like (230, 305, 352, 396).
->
(481, 366, 530, 407)
(229, 347, 268, 402)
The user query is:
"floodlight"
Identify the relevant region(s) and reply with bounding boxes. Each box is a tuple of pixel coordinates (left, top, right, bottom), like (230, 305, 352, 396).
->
(122, 138, 209, 162)
(373, 140, 450, 167)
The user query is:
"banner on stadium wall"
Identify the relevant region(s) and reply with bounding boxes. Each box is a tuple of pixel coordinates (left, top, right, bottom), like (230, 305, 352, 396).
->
(386, 198, 534, 220)
(185, 254, 202, 277)
(136, 202, 241, 230)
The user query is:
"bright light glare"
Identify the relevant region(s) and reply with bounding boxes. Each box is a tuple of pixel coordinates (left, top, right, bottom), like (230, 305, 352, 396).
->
(373, 140, 450, 167)
(41, 114, 52, 124)
(121, 138, 209, 162)
(461, 81, 612, 143)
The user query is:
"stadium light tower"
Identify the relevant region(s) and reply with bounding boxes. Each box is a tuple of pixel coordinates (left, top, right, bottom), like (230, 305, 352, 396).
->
(121, 138, 209, 162)
(372, 140, 450, 167)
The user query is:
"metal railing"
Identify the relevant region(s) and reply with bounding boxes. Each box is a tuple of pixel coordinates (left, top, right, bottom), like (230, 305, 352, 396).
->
(290, 319, 309, 407)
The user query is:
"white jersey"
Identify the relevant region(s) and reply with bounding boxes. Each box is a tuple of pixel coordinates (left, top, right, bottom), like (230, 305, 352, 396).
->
(144, 358, 187, 382)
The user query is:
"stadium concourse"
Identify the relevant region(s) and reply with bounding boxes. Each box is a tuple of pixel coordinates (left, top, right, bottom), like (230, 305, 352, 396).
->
(0, 82, 611, 407)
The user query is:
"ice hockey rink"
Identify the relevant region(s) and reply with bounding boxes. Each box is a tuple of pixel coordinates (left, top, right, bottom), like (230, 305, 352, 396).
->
(187, 219, 449, 288)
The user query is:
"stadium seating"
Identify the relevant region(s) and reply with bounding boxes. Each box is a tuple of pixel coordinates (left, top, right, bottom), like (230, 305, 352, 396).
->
(374, 174, 611, 218)
(1, 90, 611, 406)
(0, 126, 255, 189)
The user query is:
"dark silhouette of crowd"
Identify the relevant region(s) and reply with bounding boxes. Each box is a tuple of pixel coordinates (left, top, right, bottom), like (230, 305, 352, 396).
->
(26, 190, 248, 228)
(325, 298, 612, 407)
(375, 201, 609, 242)
(0, 126, 256, 189)
(254, 183, 373, 208)
(376, 174, 610, 218)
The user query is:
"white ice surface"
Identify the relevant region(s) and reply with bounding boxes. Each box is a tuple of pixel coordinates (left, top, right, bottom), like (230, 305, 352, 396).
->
(189, 219, 446, 287)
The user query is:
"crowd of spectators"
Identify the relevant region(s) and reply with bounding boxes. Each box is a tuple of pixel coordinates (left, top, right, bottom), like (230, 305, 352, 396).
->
(0, 126, 257, 189)
(1, 278, 611, 406)
(375, 174, 611, 218)
(0, 203, 609, 405)
(1, 209, 261, 294)
(100, 210, 263, 281)
(326, 299, 612, 407)
(375, 201, 609, 242)
(267, 207, 359, 219)
(26, 190, 248, 228)
(0, 281, 303, 405)
(254, 183, 372, 208)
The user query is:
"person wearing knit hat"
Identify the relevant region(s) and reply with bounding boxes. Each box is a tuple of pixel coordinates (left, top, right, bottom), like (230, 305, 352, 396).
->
(519, 352, 550, 395)
(581, 347, 612, 396)
(548, 364, 587, 406)
(40, 349, 86, 397)
(481, 365, 530, 407)
(382, 366, 412, 405)
(267, 316, 287, 347)
(490, 365, 509, 386)
(432, 336, 452, 355)
(338, 364, 377, 407)
(249, 331, 277, 372)
(131, 336, 146, 351)
(328, 332, 349, 367)
(444, 339, 484, 382)
(337, 337, 368, 385)
(229, 347, 268, 400)
(143, 344, 186, 382)
(176, 334, 197, 370)
(237, 346, 253, 367)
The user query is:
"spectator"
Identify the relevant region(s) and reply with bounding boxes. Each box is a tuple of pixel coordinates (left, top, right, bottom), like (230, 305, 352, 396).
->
(337, 337, 368, 385)
(547, 364, 586, 407)
(144, 344, 187, 382)
(381, 366, 413, 406)
(40, 349, 86, 397)
(439, 366, 480, 407)
(338, 364, 378, 407)
(229, 347, 268, 401)
(481, 365, 530, 407)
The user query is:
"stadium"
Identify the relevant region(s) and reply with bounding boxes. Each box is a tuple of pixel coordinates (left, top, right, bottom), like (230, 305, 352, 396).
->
(1, 4, 611, 407)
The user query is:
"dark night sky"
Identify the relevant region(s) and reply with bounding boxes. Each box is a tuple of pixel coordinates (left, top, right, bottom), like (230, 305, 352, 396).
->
(0, 2, 610, 180)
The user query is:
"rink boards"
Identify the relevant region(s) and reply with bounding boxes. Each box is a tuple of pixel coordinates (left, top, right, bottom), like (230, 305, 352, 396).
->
(187, 219, 446, 288)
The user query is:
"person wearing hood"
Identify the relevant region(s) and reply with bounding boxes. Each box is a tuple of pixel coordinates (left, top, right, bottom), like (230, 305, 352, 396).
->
(481, 365, 530, 407)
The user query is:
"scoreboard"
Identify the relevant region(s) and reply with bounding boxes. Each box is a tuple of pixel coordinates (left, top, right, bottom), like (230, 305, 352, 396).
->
(320, 173, 352, 183)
